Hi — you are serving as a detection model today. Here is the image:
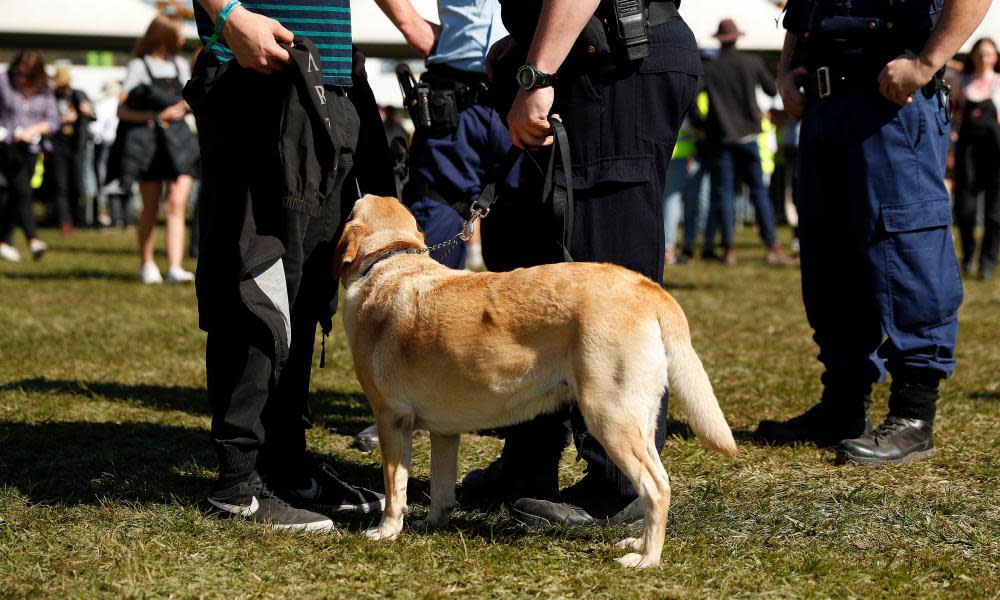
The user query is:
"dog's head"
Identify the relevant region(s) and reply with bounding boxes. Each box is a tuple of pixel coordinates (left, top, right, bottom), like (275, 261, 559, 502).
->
(333, 194, 425, 280)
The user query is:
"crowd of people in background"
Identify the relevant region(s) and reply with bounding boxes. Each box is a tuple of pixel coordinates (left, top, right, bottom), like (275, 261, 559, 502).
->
(0, 13, 198, 285)
(0, 16, 998, 282)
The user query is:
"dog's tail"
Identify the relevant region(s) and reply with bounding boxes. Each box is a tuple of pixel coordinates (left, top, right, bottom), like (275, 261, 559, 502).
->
(659, 299, 738, 458)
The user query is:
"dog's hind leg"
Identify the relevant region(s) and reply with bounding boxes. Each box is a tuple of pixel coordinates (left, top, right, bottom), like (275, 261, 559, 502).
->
(417, 433, 459, 529)
(365, 408, 414, 541)
(615, 438, 672, 551)
(577, 395, 670, 569)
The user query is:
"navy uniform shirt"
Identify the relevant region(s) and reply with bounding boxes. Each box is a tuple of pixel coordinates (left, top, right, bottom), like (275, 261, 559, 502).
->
(195, 1, 353, 87)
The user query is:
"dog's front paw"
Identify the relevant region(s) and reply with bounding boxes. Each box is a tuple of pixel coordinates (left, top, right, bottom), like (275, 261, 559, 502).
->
(614, 537, 644, 551)
(364, 524, 401, 541)
(615, 552, 660, 570)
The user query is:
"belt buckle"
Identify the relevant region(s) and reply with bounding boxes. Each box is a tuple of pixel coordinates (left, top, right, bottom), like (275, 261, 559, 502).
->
(817, 66, 832, 99)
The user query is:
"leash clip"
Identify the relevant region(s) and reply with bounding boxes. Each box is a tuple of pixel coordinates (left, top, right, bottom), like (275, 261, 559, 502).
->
(459, 205, 488, 242)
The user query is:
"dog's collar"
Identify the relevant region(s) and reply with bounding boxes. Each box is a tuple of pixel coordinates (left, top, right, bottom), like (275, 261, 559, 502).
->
(359, 246, 424, 278)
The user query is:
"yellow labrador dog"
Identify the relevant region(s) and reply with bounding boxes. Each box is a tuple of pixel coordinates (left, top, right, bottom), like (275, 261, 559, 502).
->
(334, 195, 737, 569)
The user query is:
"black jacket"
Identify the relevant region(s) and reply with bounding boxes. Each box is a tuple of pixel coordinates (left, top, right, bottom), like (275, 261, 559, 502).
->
(701, 47, 777, 144)
(184, 39, 395, 369)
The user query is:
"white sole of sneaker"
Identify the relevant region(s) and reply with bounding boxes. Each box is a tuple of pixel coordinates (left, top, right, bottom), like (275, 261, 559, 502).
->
(267, 519, 335, 533)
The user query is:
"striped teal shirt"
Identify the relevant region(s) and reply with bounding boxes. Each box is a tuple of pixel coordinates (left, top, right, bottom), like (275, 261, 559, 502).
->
(195, 1, 353, 86)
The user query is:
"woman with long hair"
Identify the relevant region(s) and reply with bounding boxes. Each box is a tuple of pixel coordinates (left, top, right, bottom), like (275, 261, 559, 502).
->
(953, 37, 1000, 281)
(118, 14, 197, 284)
(0, 50, 57, 262)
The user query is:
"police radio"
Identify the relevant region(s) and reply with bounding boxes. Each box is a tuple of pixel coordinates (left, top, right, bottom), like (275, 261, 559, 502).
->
(608, 0, 649, 62)
(395, 63, 432, 130)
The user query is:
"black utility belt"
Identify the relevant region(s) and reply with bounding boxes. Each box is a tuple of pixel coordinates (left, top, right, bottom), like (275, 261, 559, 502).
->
(805, 64, 946, 100)
(396, 63, 491, 134)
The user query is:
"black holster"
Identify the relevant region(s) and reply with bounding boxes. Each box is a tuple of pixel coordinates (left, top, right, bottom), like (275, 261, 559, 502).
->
(396, 63, 492, 134)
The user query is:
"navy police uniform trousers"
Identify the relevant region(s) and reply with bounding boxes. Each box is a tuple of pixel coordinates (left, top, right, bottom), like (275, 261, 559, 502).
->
(797, 88, 962, 387)
(482, 15, 702, 502)
(407, 102, 520, 269)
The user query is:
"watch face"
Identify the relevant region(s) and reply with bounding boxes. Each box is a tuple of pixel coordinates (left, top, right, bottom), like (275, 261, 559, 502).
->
(517, 66, 535, 89)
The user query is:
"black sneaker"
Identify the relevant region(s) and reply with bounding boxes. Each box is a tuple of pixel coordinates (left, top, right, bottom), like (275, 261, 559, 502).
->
(459, 456, 559, 506)
(837, 416, 935, 466)
(755, 400, 872, 447)
(275, 454, 385, 515)
(206, 473, 335, 532)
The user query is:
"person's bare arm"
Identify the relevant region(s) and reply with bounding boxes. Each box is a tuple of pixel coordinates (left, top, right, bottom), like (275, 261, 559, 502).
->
(507, 0, 600, 148)
(879, 0, 993, 105)
(776, 32, 808, 120)
(374, 0, 440, 58)
(117, 93, 156, 125)
(195, 0, 294, 74)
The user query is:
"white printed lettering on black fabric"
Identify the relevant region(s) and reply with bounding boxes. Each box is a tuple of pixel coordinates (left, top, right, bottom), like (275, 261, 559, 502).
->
(315, 85, 326, 105)
(325, 117, 331, 129)
(307, 53, 320, 73)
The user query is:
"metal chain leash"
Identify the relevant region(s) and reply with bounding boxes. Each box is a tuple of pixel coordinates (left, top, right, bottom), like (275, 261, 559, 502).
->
(418, 201, 491, 262)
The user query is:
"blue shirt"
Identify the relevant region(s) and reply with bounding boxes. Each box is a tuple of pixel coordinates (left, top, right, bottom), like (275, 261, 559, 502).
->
(427, 0, 507, 74)
(195, 1, 353, 87)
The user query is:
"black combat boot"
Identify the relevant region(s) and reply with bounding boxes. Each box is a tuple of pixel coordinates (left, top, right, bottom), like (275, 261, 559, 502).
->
(755, 376, 872, 447)
(459, 455, 560, 506)
(838, 374, 939, 466)
(510, 472, 643, 528)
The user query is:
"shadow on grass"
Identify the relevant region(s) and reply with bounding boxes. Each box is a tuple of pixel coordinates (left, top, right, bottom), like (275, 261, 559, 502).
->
(0, 269, 137, 282)
(0, 420, 213, 506)
(0, 378, 374, 434)
(1, 378, 211, 416)
(0, 420, 390, 510)
(968, 390, 1000, 400)
(55, 244, 137, 257)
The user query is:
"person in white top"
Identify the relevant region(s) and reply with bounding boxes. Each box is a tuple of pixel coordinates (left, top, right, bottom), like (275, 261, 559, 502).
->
(118, 15, 196, 284)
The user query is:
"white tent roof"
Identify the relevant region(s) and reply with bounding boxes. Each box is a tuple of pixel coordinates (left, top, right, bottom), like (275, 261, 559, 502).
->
(0, 0, 197, 40)
(682, 0, 1000, 53)
(682, 0, 787, 51)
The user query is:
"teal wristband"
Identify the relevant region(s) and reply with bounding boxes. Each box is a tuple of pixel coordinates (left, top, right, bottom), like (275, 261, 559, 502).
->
(207, 0, 242, 48)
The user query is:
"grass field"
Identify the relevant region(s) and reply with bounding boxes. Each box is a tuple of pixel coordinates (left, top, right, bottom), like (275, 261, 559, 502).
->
(1, 224, 998, 599)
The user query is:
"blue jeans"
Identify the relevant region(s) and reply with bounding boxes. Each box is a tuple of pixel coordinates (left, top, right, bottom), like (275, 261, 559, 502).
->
(663, 158, 710, 254)
(704, 141, 779, 251)
(662, 159, 686, 251)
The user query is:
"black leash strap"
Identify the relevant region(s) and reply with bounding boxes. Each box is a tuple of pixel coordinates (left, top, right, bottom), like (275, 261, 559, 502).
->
(544, 118, 574, 262)
(475, 145, 522, 215)
(419, 118, 573, 265)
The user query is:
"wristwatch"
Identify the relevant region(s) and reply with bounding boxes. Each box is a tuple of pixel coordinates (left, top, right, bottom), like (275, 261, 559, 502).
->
(516, 64, 557, 91)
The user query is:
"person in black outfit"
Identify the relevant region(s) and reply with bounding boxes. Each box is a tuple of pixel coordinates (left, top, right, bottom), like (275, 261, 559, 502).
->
(952, 37, 1000, 281)
(187, 0, 392, 531)
(49, 67, 93, 237)
(700, 19, 793, 266)
(460, 0, 701, 526)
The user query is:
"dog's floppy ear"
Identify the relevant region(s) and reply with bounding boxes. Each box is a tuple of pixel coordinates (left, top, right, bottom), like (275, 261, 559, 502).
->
(333, 222, 367, 280)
